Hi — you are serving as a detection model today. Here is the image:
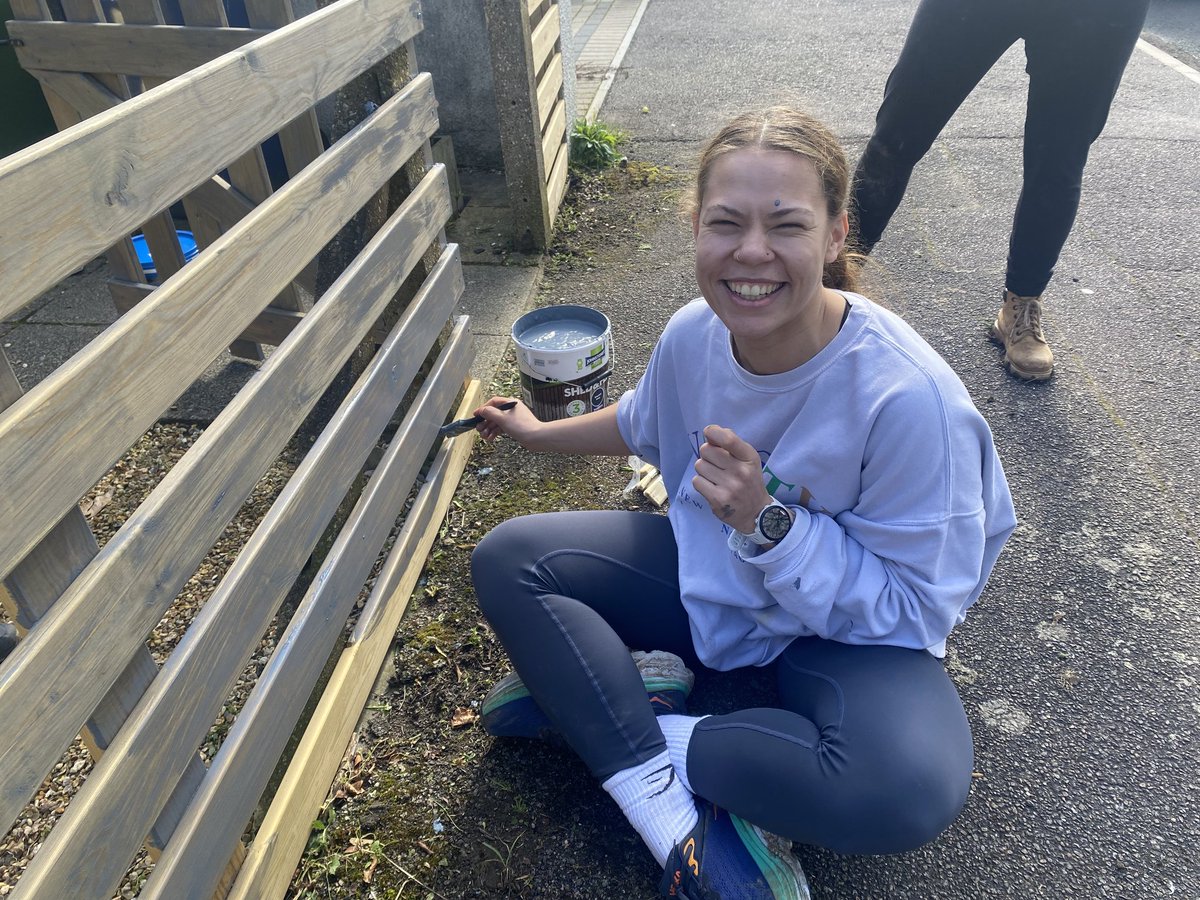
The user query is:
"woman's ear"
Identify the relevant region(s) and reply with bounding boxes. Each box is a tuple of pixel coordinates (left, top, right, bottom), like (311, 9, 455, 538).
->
(692, 209, 701, 239)
(826, 209, 849, 264)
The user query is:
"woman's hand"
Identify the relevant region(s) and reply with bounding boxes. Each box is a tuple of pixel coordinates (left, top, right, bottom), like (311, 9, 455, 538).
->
(692, 424, 772, 533)
(473, 397, 542, 448)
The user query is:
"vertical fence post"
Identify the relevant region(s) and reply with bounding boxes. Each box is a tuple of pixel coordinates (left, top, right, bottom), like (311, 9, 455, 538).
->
(483, 0, 553, 251)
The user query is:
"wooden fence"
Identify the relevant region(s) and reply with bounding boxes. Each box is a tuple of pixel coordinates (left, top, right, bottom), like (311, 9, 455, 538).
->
(485, 0, 570, 250)
(0, 0, 481, 896)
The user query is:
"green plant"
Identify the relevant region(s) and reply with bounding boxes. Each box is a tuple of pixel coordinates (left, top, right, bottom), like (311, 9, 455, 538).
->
(479, 829, 530, 889)
(569, 119, 625, 172)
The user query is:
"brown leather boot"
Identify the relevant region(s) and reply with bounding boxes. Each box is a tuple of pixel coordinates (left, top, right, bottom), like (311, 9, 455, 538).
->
(989, 290, 1054, 381)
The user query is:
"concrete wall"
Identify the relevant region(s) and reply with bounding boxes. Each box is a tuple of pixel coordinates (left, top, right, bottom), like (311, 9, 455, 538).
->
(413, 0, 504, 170)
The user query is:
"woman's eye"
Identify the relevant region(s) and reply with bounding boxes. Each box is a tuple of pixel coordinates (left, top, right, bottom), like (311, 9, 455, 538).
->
(774, 222, 806, 232)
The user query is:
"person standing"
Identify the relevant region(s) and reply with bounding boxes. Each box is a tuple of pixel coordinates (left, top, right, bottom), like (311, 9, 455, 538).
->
(852, 0, 1151, 381)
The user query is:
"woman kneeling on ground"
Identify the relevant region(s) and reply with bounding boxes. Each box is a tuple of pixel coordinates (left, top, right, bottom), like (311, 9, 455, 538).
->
(468, 105, 1017, 900)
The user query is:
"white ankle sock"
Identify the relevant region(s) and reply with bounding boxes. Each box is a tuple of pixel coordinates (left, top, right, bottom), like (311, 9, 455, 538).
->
(601, 749, 698, 866)
(657, 714, 707, 795)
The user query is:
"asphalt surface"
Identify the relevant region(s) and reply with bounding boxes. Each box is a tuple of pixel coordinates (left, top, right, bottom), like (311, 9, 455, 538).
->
(589, 1, 1200, 897)
(1146, 0, 1200, 69)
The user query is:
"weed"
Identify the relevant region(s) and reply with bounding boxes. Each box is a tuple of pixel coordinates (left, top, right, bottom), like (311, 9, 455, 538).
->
(480, 829, 531, 889)
(570, 119, 625, 172)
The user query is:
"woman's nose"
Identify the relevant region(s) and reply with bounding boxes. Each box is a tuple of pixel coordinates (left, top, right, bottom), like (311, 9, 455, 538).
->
(736, 229, 774, 263)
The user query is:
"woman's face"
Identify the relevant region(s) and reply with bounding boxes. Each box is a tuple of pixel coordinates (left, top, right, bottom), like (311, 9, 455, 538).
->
(693, 147, 848, 374)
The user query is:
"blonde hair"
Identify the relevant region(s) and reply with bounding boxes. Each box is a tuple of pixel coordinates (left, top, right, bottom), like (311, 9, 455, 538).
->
(692, 106, 863, 293)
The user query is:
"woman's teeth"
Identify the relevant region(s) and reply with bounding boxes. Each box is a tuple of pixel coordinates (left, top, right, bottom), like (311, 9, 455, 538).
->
(727, 281, 782, 299)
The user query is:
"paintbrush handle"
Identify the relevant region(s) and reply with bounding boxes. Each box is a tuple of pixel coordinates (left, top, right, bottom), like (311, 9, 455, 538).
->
(437, 400, 518, 437)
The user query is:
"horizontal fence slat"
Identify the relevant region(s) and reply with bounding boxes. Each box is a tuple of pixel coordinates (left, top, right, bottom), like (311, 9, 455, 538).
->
(11, 248, 465, 900)
(536, 50, 562, 132)
(227, 379, 483, 900)
(530, 1, 558, 75)
(7, 20, 269, 77)
(0, 157, 447, 842)
(144, 321, 475, 900)
(0, 0, 424, 313)
(1, 353, 212, 855)
(112, 281, 308, 346)
(0, 74, 438, 585)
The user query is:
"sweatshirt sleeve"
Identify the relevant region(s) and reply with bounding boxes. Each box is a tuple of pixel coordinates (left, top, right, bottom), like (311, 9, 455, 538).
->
(616, 334, 669, 469)
(739, 379, 1008, 650)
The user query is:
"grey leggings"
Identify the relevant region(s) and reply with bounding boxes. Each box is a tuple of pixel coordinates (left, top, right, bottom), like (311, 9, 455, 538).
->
(472, 510, 975, 855)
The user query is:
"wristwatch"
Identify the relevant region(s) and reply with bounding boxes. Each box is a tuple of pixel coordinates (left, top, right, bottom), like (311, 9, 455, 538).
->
(726, 499, 794, 554)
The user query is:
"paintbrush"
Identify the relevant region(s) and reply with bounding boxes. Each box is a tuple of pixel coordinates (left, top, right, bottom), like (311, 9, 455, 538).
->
(437, 400, 518, 438)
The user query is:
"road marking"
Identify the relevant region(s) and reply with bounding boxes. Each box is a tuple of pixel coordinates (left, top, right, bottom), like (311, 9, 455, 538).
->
(1136, 37, 1200, 86)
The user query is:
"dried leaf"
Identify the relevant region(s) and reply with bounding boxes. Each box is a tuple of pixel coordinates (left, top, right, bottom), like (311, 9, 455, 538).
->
(450, 707, 478, 728)
(80, 489, 114, 518)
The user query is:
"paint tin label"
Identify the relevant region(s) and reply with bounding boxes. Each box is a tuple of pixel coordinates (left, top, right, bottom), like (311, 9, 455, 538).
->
(511, 305, 613, 420)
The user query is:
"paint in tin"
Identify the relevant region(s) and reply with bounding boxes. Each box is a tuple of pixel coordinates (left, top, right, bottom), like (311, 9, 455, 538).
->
(511, 305, 613, 420)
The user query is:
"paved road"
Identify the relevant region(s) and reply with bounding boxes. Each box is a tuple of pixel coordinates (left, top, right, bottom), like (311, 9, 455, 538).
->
(596, 1, 1200, 897)
(1146, 0, 1200, 68)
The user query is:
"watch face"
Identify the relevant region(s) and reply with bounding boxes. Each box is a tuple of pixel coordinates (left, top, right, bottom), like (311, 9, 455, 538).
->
(759, 504, 792, 542)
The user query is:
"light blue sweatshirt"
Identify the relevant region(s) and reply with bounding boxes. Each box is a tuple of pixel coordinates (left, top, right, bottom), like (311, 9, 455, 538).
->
(617, 295, 1016, 670)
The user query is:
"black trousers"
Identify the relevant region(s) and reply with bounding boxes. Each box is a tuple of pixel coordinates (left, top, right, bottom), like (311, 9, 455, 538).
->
(473, 511, 975, 854)
(852, 0, 1150, 296)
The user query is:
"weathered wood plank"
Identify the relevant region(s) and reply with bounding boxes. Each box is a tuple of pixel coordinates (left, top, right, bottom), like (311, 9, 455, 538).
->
(226, 379, 483, 900)
(530, 1, 559, 75)
(114, 0, 262, 360)
(243, 0, 327, 183)
(10, 247, 464, 900)
(0, 0, 424, 314)
(10, 3, 151, 291)
(0, 76, 438, 586)
(6, 20, 271, 77)
(147, 326, 476, 900)
(0, 95, 441, 839)
(547, 131, 570, 223)
(25, 68, 124, 121)
(0, 349, 210, 856)
(536, 50, 562, 132)
(541, 96, 566, 176)
(110, 281, 306, 345)
(176, 0, 304, 329)
(19, 72, 310, 317)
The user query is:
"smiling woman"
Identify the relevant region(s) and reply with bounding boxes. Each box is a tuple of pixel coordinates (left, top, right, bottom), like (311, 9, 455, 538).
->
(463, 105, 1017, 900)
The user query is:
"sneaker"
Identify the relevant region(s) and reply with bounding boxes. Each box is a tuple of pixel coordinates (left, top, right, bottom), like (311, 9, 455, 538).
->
(989, 289, 1054, 381)
(481, 649, 694, 741)
(660, 801, 811, 899)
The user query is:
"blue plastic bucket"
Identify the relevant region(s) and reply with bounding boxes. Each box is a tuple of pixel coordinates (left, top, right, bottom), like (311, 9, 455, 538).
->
(131, 230, 198, 283)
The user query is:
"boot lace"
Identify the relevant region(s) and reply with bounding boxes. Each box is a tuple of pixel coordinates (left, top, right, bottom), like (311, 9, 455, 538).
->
(1010, 296, 1046, 343)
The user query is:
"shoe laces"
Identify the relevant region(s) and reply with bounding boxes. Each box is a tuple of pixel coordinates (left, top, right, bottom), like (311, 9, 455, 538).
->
(1008, 294, 1047, 343)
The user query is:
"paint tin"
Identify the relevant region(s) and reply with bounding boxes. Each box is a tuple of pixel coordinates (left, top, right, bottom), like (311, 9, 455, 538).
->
(511, 305, 613, 420)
